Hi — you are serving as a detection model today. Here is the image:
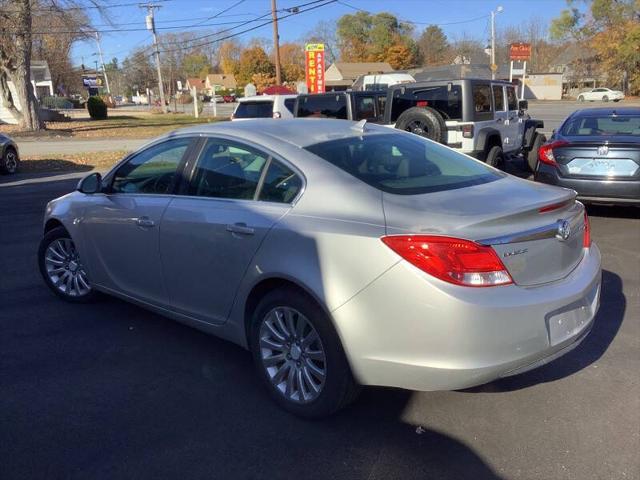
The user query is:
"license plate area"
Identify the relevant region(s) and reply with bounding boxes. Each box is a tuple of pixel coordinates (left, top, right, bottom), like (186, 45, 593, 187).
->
(545, 282, 600, 346)
(566, 158, 639, 177)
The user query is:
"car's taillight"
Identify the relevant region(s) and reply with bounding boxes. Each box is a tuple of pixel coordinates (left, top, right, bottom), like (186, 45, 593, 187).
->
(461, 124, 474, 138)
(538, 140, 569, 167)
(583, 211, 591, 248)
(381, 235, 513, 287)
(273, 111, 282, 118)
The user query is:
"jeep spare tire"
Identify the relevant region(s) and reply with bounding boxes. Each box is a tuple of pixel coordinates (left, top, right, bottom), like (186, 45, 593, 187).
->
(395, 107, 447, 144)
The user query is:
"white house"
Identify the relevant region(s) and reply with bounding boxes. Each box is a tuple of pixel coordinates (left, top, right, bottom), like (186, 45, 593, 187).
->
(0, 60, 54, 124)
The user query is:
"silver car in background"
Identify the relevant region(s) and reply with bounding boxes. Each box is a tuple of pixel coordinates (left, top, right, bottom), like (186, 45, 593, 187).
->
(39, 119, 601, 417)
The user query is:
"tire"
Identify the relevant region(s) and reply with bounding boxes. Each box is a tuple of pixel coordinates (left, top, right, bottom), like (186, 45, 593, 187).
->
(395, 106, 447, 144)
(38, 226, 96, 303)
(602, 95, 609, 102)
(578, 95, 584, 103)
(613, 99, 620, 102)
(249, 287, 360, 418)
(526, 133, 546, 173)
(0, 147, 19, 174)
(485, 145, 504, 168)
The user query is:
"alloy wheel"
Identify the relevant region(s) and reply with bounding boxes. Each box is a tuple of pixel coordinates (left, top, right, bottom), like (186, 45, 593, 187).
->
(406, 119, 428, 136)
(259, 306, 326, 404)
(4, 151, 18, 173)
(44, 238, 91, 297)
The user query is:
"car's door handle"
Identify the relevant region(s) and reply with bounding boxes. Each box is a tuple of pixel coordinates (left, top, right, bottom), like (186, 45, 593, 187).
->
(226, 223, 255, 235)
(496, 118, 503, 123)
(135, 217, 155, 228)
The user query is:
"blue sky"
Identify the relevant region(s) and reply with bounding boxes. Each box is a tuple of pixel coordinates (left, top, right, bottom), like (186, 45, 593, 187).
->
(71, 0, 567, 67)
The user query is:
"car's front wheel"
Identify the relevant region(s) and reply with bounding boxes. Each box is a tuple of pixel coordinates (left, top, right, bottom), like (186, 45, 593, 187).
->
(249, 287, 359, 418)
(578, 95, 585, 102)
(0, 147, 19, 174)
(602, 95, 609, 102)
(485, 145, 504, 168)
(38, 226, 96, 303)
(526, 133, 546, 172)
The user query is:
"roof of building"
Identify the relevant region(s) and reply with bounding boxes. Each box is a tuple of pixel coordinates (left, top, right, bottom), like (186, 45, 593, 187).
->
(327, 62, 394, 80)
(186, 78, 205, 89)
(206, 74, 237, 88)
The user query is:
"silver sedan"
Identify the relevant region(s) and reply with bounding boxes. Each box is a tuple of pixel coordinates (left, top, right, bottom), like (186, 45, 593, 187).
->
(39, 119, 602, 417)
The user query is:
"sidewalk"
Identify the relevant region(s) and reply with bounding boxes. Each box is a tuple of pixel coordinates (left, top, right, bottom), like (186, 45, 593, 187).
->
(16, 138, 149, 156)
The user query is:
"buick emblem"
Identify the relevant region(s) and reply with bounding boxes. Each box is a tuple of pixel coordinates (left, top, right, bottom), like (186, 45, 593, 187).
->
(556, 220, 572, 241)
(597, 145, 609, 156)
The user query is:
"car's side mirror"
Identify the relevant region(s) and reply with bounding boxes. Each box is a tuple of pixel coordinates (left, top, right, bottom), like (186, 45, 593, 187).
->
(77, 172, 102, 194)
(518, 100, 528, 111)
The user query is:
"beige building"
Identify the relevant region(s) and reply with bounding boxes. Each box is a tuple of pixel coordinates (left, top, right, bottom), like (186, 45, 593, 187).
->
(205, 74, 237, 94)
(324, 62, 394, 90)
(523, 73, 564, 101)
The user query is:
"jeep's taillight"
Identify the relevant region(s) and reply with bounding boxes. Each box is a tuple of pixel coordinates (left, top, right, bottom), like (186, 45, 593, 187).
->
(462, 124, 474, 138)
(538, 140, 569, 167)
(583, 211, 591, 248)
(381, 235, 513, 287)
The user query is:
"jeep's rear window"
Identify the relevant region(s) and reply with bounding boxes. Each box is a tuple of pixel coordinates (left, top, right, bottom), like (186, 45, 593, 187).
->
(296, 95, 348, 119)
(234, 101, 273, 119)
(391, 85, 461, 122)
(305, 133, 501, 195)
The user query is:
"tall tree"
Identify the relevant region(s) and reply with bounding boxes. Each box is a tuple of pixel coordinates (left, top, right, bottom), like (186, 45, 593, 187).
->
(218, 40, 242, 75)
(278, 43, 305, 83)
(306, 20, 338, 64)
(417, 25, 450, 66)
(182, 53, 210, 79)
(121, 46, 156, 94)
(236, 45, 274, 85)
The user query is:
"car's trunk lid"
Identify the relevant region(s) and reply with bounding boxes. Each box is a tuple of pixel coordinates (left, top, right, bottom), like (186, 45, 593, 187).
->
(553, 137, 640, 180)
(383, 176, 585, 286)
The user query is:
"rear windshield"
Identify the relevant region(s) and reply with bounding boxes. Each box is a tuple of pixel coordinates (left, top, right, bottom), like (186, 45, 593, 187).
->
(296, 95, 348, 119)
(391, 85, 462, 122)
(234, 101, 274, 119)
(305, 133, 501, 195)
(561, 114, 640, 136)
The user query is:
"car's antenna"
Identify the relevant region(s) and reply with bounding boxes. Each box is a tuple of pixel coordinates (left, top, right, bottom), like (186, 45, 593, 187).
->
(352, 119, 367, 132)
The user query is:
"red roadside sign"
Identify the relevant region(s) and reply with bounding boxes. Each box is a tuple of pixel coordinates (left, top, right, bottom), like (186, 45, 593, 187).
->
(510, 43, 531, 61)
(305, 44, 325, 94)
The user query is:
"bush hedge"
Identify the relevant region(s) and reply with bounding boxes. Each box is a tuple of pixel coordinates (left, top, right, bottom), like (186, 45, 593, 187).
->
(87, 96, 108, 119)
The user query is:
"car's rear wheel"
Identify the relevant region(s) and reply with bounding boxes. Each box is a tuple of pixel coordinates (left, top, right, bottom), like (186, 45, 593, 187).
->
(395, 107, 447, 144)
(38, 226, 96, 303)
(602, 95, 609, 102)
(485, 145, 504, 168)
(526, 133, 546, 172)
(249, 287, 359, 418)
(1, 147, 19, 174)
(613, 99, 620, 102)
(578, 95, 584, 102)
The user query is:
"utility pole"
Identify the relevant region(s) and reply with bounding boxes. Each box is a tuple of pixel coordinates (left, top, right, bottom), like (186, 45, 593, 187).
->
(490, 6, 503, 80)
(271, 0, 282, 85)
(141, 2, 167, 113)
(94, 32, 111, 95)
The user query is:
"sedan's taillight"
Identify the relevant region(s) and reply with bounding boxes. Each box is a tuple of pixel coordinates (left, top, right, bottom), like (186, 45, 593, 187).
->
(538, 140, 569, 167)
(381, 235, 513, 287)
(583, 211, 591, 248)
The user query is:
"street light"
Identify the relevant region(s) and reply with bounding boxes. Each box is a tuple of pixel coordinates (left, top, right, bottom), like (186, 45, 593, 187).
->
(490, 6, 503, 80)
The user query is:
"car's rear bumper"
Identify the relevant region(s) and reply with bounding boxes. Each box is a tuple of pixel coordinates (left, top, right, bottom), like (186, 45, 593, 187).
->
(535, 166, 640, 205)
(331, 243, 601, 391)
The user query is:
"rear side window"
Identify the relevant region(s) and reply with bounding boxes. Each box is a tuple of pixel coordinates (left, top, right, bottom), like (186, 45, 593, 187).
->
(472, 84, 492, 120)
(390, 85, 462, 122)
(259, 161, 303, 203)
(506, 86, 518, 110)
(492, 85, 505, 111)
(354, 95, 377, 121)
(284, 98, 296, 114)
(234, 101, 274, 119)
(305, 133, 501, 195)
(296, 95, 348, 119)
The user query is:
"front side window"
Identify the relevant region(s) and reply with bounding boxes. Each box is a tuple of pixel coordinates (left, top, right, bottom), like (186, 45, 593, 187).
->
(305, 133, 502, 195)
(111, 138, 191, 194)
(259, 161, 303, 203)
(296, 95, 348, 119)
(188, 140, 268, 200)
(234, 101, 274, 119)
(472, 84, 492, 120)
(506, 86, 518, 110)
(492, 85, 505, 111)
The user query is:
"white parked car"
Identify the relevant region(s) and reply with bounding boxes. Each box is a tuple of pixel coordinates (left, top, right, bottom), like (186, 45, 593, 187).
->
(232, 94, 297, 120)
(577, 88, 624, 103)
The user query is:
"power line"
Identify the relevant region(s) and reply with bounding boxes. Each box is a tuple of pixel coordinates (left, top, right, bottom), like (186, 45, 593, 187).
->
(0, 0, 173, 13)
(189, 0, 247, 28)
(158, 0, 337, 54)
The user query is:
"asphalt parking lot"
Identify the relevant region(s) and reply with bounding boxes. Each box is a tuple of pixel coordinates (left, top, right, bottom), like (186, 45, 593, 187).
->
(1, 123, 639, 480)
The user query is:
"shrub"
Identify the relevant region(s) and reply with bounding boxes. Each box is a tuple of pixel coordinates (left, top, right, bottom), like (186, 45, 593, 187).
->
(87, 96, 108, 119)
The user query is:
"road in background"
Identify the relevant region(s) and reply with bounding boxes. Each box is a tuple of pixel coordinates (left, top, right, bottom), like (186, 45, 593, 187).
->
(0, 166, 638, 479)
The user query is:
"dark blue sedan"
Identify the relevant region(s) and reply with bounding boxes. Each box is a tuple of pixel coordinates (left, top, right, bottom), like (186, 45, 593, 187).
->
(535, 107, 640, 205)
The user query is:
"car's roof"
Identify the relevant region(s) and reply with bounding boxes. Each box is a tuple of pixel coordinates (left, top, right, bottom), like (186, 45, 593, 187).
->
(173, 118, 391, 148)
(238, 94, 297, 102)
(572, 107, 640, 116)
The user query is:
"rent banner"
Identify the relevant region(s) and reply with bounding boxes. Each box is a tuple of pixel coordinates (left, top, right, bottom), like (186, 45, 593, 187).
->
(305, 43, 325, 94)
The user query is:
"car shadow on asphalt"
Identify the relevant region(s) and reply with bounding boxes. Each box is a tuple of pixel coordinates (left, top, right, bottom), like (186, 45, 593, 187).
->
(467, 269, 625, 393)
